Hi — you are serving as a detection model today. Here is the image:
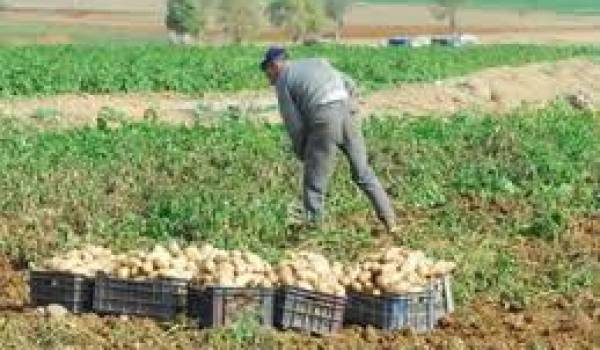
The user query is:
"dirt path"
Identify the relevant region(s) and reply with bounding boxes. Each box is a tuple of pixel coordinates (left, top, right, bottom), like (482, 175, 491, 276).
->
(1, 58, 598, 129)
(365, 58, 600, 116)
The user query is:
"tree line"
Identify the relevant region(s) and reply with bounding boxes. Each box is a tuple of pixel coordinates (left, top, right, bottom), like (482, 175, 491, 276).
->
(165, 0, 352, 44)
(165, 0, 467, 44)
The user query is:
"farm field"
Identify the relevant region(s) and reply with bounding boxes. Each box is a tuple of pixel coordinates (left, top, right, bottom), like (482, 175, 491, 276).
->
(0, 41, 599, 348)
(1, 102, 600, 348)
(362, 0, 600, 14)
(0, 44, 599, 97)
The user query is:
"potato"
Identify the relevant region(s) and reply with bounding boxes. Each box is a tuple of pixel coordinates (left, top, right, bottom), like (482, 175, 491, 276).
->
(260, 280, 273, 289)
(116, 267, 130, 279)
(358, 271, 372, 284)
(234, 274, 253, 287)
(431, 261, 456, 276)
(152, 256, 170, 270)
(232, 257, 248, 275)
(279, 271, 295, 287)
(202, 259, 217, 274)
(217, 273, 235, 287)
(297, 281, 313, 291)
(213, 251, 229, 263)
(332, 262, 344, 277)
(140, 261, 155, 275)
(167, 241, 182, 256)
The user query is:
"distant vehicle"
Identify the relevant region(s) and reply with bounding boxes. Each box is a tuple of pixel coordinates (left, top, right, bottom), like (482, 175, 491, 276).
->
(387, 36, 432, 48)
(431, 33, 480, 47)
(410, 36, 432, 48)
(387, 36, 411, 47)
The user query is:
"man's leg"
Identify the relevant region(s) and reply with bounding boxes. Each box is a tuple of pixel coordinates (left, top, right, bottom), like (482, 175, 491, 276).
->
(303, 125, 338, 223)
(340, 109, 396, 230)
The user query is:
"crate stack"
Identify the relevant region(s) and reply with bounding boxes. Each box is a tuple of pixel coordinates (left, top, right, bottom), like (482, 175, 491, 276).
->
(29, 245, 455, 336)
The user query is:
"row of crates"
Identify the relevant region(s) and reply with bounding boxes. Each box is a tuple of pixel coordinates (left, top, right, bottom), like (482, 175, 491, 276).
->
(30, 270, 453, 335)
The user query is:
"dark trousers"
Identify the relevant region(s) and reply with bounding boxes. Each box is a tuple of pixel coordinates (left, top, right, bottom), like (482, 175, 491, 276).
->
(302, 100, 396, 226)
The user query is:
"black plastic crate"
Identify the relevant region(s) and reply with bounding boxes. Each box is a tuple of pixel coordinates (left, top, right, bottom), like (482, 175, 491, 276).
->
(275, 287, 346, 335)
(93, 273, 187, 320)
(345, 288, 436, 333)
(431, 275, 454, 320)
(29, 270, 94, 313)
(188, 287, 274, 328)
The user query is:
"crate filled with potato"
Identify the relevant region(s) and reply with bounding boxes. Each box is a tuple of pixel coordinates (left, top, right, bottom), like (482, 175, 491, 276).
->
(274, 251, 347, 335)
(93, 242, 195, 320)
(187, 246, 277, 328)
(342, 247, 456, 332)
(30, 245, 115, 313)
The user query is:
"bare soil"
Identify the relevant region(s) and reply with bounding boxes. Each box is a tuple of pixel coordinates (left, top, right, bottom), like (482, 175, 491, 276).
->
(364, 58, 600, 117)
(2, 58, 598, 130)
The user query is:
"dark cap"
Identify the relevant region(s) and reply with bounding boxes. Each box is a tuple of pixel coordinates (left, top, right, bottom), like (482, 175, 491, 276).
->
(260, 46, 288, 71)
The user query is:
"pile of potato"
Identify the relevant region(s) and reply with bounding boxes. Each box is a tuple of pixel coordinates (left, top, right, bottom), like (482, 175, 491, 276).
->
(39, 245, 116, 278)
(36, 244, 456, 298)
(341, 247, 456, 296)
(275, 251, 346, 297)
(190, 245, 277, 289)
(110, 242, 197, 281)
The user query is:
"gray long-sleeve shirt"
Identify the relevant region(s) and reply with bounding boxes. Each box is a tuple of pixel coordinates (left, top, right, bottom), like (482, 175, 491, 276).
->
(275, 58, 358, 159)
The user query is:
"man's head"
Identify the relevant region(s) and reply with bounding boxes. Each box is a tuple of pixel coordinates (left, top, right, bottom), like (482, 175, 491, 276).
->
(260, 46, 288, 85)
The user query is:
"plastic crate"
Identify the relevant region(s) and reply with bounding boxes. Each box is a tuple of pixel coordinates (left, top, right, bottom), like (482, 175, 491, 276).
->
(29, 270, 94, 313)
(431, 275, 454, 320)
(188, 287, 274, 328)
(345, 288, 436, 333)
(275, 287, 346, 335)
(93, 273, 187, 320)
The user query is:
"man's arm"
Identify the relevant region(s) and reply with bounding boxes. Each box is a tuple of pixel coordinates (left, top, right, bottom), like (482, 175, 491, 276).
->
(277, 85, 306, 160)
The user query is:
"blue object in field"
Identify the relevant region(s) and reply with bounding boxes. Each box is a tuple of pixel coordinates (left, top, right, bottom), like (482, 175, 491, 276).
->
(388, 37, 411, 47)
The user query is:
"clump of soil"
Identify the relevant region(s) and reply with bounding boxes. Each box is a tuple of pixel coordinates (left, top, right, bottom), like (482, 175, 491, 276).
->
(0, 255, 27, 308)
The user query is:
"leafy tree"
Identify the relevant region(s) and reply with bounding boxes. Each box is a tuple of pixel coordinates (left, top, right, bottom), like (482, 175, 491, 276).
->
(324, 0, 352, 41)
(430, 0, 468, 34)
(165, 0, 207, 43)
(218, 0, 266, 43)
(269, 0, 326, 43)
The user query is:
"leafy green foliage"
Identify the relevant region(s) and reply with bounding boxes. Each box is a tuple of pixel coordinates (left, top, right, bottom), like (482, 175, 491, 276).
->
(268, 0, 328, 42)
(1, 105, 599, 304)
(324, 0, 353, 39)
(0, 44, 598, 97)
(218, 0, 267, 43)
(165, 0, 206, 37)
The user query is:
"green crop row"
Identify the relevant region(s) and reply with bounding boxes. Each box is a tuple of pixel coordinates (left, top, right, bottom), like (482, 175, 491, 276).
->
(0, 44, 598, 96)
